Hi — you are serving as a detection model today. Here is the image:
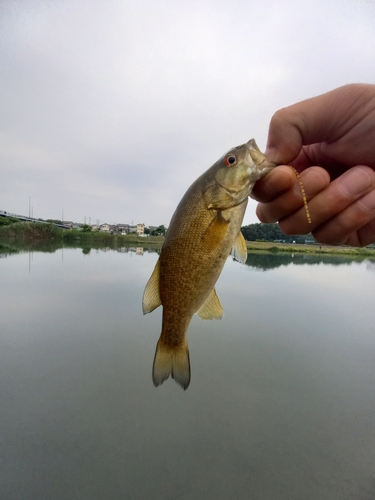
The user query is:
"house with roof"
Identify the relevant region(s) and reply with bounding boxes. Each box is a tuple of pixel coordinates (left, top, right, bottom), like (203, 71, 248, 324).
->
(99, 223, 111, 233)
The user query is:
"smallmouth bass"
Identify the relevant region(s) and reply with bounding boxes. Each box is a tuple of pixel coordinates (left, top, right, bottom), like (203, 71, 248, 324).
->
(142, 139, 276, 389)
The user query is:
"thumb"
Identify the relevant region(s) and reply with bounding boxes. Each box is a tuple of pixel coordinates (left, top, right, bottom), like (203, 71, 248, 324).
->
(265, 114, 303, 165)
(265, 84, 370, 165)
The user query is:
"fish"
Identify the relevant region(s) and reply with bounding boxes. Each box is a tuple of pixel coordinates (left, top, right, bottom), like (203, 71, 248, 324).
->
(142, 139, 277, 390)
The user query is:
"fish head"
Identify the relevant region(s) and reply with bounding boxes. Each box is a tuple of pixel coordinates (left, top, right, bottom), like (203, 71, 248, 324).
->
(204, 139, 277, 209)
(216, 138, 277, 190)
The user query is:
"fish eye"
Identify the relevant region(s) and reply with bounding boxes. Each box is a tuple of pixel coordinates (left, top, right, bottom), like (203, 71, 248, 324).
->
(224, 155, 237, 167)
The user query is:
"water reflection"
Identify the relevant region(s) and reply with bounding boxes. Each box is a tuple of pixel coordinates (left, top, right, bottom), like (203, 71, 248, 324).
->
(2, 237, 374, 270)
(1, 241, 375, 499)
(244, 251, 370, 271)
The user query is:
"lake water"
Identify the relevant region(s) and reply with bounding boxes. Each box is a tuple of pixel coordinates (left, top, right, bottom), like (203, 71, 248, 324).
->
(1, 242, 375, 500)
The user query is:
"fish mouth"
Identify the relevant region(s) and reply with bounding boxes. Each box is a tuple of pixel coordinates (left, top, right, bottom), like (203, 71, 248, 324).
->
(246, 139, 277, 172)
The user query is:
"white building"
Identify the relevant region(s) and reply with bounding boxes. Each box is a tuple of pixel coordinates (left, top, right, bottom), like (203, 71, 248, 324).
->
(99, 223, 111, 233)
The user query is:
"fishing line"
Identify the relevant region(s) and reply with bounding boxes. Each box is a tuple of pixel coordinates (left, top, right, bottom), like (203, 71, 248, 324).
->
(289, 166, 312, 224)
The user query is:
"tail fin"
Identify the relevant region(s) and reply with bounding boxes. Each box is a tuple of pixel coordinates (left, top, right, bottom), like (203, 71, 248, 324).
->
(152, 341, 190, 390)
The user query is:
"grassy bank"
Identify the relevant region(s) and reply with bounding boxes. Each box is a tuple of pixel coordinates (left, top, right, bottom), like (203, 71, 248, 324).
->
(245, 240, 375, 257)
(0, 221, 62, 239)
(0, 222, 164, 245)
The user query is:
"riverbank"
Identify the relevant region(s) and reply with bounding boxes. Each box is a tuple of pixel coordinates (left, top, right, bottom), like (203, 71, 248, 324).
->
(0, 222, 165, 245)
(245, 240, 375, 257)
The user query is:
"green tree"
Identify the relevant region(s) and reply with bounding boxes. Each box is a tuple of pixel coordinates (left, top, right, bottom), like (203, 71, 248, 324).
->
(241, 222, 315, 244)
(151, 225, 166, 236)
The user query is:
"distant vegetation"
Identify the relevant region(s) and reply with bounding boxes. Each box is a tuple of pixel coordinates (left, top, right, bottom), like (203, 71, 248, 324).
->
(0, 221, 62, 239)
(0, 221, 163, 245)
(0, 216, 20, 227)
(241, 222, 314, 244)
(149, 225, 166, 236)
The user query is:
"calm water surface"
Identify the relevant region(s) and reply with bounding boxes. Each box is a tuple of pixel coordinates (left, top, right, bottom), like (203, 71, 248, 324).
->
(1, 243, 375, 500)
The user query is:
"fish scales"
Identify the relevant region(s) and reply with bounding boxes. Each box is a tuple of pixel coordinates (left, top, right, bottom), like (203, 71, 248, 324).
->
(142, 139, 276, 389)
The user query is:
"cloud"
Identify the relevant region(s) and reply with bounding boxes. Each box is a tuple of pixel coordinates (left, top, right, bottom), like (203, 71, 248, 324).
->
(1, 0, 375, 225)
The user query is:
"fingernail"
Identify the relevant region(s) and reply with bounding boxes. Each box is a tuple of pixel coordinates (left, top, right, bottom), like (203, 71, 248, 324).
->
(265, 146, 277, 163)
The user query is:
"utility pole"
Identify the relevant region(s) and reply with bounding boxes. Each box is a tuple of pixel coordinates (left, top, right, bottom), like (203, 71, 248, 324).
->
(29, 196, 31, 218)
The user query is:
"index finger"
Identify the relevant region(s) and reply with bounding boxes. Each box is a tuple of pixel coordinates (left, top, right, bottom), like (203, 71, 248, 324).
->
(251, 165, 296, 203)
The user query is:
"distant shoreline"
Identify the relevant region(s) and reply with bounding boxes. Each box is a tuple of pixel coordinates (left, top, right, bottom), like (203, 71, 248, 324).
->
(1, 222, 375, 257)
(244, 240, 375, 257)
(121, 234, 375, 257)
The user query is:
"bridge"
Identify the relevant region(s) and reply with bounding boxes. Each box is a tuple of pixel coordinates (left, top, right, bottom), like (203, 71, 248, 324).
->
(0, 210, 71, 229)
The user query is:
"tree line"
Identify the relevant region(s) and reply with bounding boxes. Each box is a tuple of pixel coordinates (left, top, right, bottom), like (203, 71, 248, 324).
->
(240, 222, 316, 244)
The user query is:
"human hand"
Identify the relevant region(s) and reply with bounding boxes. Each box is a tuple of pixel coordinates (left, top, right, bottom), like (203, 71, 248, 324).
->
(252, 84, 375, 247)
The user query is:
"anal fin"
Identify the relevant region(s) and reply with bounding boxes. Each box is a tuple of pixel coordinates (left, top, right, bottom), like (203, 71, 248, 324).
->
(231, 231, 248, 264)
(142, 258, 162, 314)
(196, 288, 224, 320)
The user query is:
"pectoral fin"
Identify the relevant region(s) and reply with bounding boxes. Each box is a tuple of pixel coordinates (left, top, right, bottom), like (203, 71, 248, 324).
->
(196, 288, 224, 320)
(231, 231, 248, 264)
(142, 258, 162, 314)
(201, 213, 229, 251)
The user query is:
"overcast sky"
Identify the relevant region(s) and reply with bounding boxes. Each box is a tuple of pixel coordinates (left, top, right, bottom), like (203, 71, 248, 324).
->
(1, 0, 375, 227)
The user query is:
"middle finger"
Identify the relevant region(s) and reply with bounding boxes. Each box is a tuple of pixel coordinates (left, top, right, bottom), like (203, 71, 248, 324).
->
(280, 165, 375, 235)
(256, 167, 329, 225)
